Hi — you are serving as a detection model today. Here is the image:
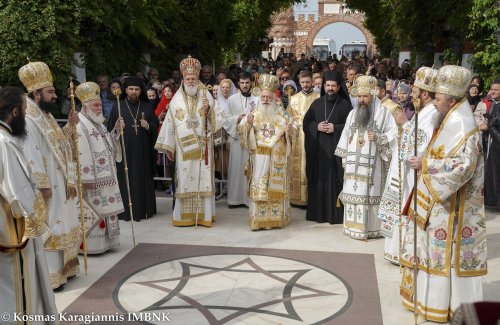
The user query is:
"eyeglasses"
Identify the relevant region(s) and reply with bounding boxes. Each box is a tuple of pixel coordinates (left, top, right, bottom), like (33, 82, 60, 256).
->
(280, 76, 289, 81)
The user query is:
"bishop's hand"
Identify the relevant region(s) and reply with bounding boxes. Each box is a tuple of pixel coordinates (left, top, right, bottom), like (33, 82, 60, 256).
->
(247, 114, 254, 126)
(368, 130, 377, 142)
(68, 110, 79, 126)
(166, 151, 175, 161)
(409, 156, 422, 170)
(115, 117, 125, 130)
(202, 96, 209, 112)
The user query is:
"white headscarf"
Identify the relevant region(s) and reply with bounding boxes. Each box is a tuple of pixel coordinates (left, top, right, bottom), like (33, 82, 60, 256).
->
(217, 79, 238, 112)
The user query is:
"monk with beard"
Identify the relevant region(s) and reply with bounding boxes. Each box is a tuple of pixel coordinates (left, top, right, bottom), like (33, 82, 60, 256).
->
(239, 74, 292, 230)
(335, 75, 397, 240)
(107, 76, 158, 222)
(75, 82, 125, 254)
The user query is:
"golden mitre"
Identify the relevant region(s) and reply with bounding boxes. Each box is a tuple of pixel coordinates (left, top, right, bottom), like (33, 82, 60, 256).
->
(18, 61, 53, 93)
(414, 67, 438, 93)
(350, 75, 378, 97)
(257, 74, 279, 93)
(180, 55, 202, 77)
(75, 82, 100, 103)
(435, 65, 471, 98)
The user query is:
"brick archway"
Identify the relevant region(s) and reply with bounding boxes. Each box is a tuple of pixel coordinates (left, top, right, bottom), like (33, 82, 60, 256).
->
(304, 13, 376, 57)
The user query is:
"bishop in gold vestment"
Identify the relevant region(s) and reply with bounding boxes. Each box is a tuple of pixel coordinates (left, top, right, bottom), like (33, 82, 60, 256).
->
(400, 66, 487, 323)
(155, 56, 224, 227)
(239, 74, 292, 230)
(288, 70, 320, 206)
(17, 62, 81, 289)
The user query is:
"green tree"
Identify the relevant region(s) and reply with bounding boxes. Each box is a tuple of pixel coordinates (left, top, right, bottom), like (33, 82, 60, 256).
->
(0, 0, 302, 90)
(468, 0, 500, 87)
(345, 0, 472, 64)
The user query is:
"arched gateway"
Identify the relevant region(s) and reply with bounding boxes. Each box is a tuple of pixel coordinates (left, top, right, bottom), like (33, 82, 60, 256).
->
(268, 0, 377, 59)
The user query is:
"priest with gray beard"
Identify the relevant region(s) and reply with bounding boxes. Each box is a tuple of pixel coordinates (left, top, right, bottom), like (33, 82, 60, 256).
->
(335, 76, 397, 240)
(155, 56, 224, 227)
(75, 82, 125, 254)
(239, 74, 292, 230)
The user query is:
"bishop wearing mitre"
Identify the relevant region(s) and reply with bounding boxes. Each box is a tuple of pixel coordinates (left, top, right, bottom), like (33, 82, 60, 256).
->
(239, 74, 292, 230)
(155, 56, 224, 227)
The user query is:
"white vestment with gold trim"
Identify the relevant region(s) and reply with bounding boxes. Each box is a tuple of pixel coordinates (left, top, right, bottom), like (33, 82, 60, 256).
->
(77, 112, 124, 254)
(17, 97, 80, 288)
(0, 124, 57, 324)
(335, 97, 397, 240)
(400, 99, 486, 323)
(239, 106, 291, 230)
(223, 93, 258, 206)
(378, 102, 439, 264)
(155, 87, 223, 226)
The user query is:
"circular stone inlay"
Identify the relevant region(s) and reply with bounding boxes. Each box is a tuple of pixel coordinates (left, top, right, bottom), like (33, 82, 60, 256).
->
(115, 254, 352, 324)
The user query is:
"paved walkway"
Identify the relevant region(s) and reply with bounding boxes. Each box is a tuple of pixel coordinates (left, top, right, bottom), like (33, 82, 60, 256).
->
(56, 197, 500, 324)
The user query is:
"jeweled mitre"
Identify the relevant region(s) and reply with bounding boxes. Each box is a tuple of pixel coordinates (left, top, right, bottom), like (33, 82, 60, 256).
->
(435, 65, 471, 98)
(414, 67, 438, 93)
(76, 82, 100, 103)
(180, 55, 202, 77)
(18, 61, 54, 93)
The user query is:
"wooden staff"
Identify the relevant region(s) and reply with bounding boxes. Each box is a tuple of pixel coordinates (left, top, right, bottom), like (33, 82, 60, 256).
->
(194, 83, 212, 227)
(397, 118, 403, 274)
(200, 84, 212, 165)
(112, 89, 136, 246)
(412, 97, 422, 325)
(69, 79, 88, 275)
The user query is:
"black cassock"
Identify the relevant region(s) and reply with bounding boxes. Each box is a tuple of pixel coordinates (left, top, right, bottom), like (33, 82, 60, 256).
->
(303, 94, 352, 224)
(485, 102, 500, 208)
(107, 98, 159, 221)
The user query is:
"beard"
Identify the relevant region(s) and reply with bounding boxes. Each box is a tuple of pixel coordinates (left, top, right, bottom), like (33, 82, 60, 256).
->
(257, 102, 276, 120)
(427, 110, 442, 128)
(355, 103, 373, 128)
(88, 110, 106, 124)
(185, 84, 198, 97)
(127, 94, 139, 103)
(39, 99, 58, 112)
(240, 87, 251, 96)
(326, 91, 338, 102)
(10, 114, 27, 137)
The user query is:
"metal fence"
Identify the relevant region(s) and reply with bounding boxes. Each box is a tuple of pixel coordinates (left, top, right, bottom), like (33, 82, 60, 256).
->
(56, 119, 227, 200)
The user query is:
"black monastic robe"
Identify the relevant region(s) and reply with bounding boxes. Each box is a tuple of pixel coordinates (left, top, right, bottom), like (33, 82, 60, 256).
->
(303, 94, 352, 224)
(107, 98, 158, 221)
(485, 101, 500, 208)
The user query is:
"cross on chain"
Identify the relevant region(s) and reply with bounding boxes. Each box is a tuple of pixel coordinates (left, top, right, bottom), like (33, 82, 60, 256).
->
(132, 120, 140, 135)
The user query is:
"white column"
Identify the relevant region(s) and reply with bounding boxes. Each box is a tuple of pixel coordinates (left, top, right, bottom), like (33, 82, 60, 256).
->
(142, 53, 151, 74)
(462, 53, 474, 72)
(72, 53, 86, 82)
(433, 53, 443, 68)
(398, 51, 411, 66)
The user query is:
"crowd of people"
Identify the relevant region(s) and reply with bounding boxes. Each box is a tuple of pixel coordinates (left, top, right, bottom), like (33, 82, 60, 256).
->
(1, 51, 499, 323)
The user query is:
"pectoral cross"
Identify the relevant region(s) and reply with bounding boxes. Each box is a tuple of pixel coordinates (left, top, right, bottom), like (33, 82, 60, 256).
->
(132, 119, 140, 135)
